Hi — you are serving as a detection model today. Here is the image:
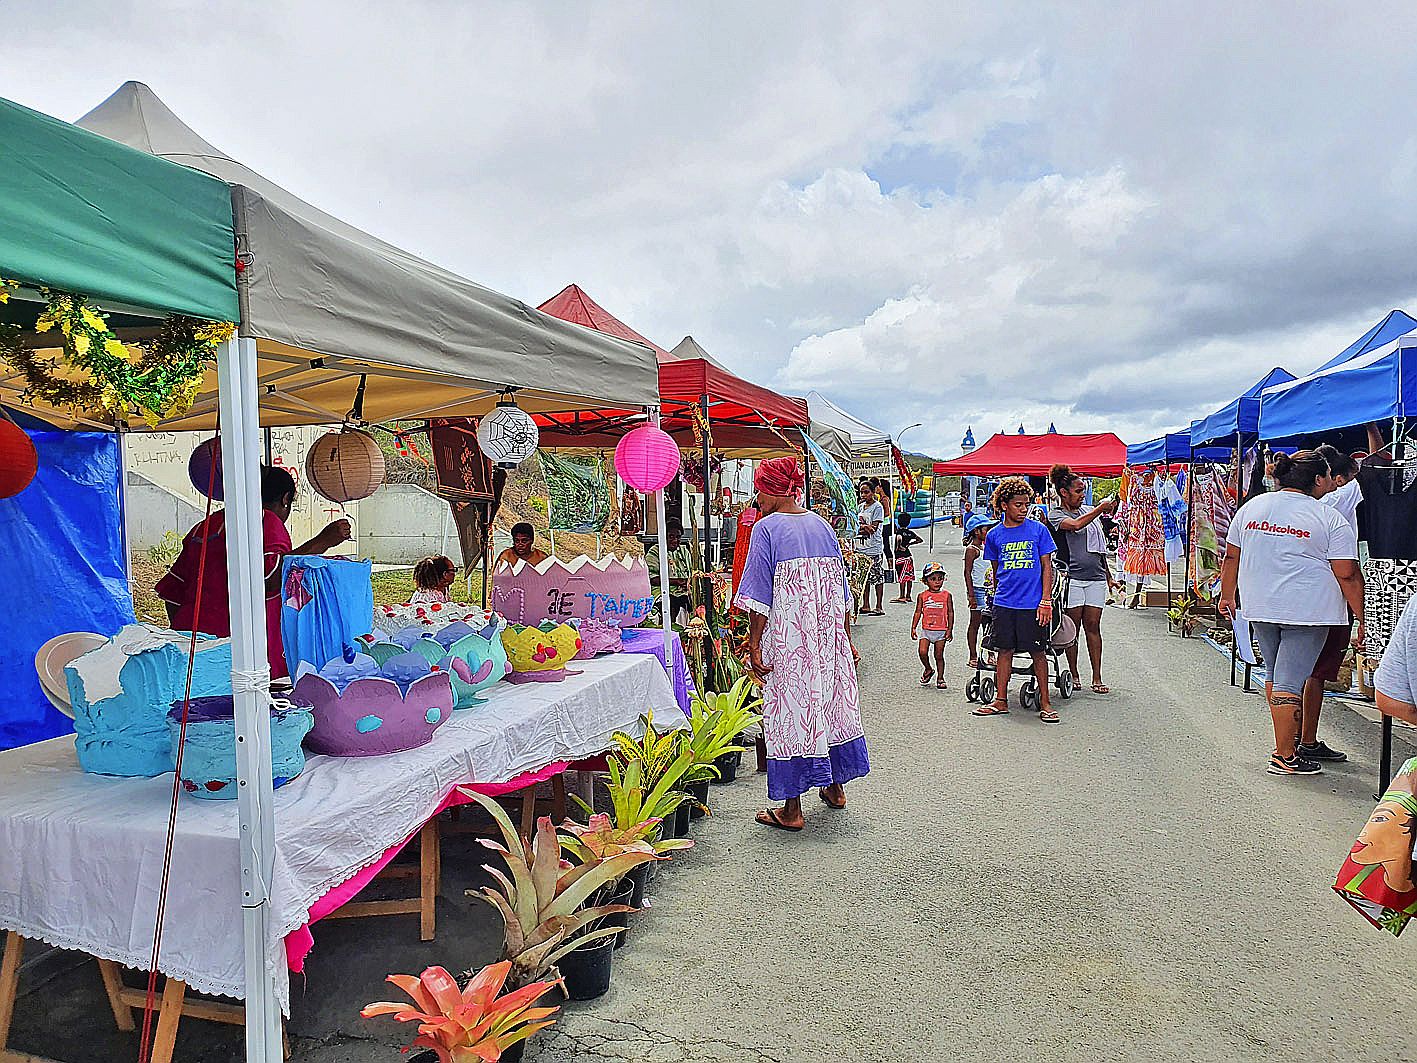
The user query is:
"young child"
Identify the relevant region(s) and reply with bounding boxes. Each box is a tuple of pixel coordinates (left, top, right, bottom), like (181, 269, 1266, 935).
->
(962, 513, 996, 668)
(979, 476, 1058, 722)
(410, 555, 457, 604)
(891, 512, 924, 603)
(911, 562, 954, 689)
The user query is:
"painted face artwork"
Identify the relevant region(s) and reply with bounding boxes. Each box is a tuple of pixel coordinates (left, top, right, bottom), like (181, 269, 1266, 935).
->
(1334, 757, 1417, 935)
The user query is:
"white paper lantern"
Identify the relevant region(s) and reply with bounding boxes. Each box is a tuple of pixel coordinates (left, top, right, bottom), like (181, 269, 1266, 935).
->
(305, 427, 386, 503)
(476, 399, 539, 468)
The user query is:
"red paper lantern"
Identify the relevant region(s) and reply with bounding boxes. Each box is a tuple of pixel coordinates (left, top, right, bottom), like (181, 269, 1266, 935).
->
(0, 420, 38, 499)
(615, 424, 681, 492)
(189, 437, 224, 500)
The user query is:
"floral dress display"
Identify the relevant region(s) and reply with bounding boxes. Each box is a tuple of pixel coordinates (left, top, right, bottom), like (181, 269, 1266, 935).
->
(735, 511, 870, 801)
(1121, 473, 1167, 578)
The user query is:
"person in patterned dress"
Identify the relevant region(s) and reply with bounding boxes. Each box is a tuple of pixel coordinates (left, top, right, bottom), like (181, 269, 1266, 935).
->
(736, 457, 869, 831)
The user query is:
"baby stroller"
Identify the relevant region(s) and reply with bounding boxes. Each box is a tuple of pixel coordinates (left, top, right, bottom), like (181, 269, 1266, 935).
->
(964, 566, 1078, 710)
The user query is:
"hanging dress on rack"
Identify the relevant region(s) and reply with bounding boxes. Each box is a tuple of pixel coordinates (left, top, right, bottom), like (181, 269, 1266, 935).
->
(1122, 473, 1167, 579)
(1189, 467, 1235, 599)
(1358, 458, 1417, 661)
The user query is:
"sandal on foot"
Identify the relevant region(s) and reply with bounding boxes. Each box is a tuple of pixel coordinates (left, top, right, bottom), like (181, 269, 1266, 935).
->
(756, 808, 803, 832)
(920, 670, 934, 687)
(1039, 707, 1061, 724)
(972, 703, 1009, 716)
(1091, 682, 1111, 694)
(936, 678, 949, 689)
(818, 787, 846, 810)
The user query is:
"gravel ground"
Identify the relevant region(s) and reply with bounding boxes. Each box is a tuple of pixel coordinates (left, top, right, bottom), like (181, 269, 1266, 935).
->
(10, 542, 1416, 1062)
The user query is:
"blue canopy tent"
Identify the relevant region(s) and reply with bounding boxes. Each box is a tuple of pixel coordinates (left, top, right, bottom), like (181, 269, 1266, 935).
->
(1312, 308, 1417, 373)
(1189, 367, 1296, 448)
(1127, 432, 1191, 466)
(1259, 333, 1417, 439)
(0, 409, 133, 751)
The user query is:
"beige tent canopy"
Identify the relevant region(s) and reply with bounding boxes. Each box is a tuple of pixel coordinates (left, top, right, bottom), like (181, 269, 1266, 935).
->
(1, 82, 660, 431)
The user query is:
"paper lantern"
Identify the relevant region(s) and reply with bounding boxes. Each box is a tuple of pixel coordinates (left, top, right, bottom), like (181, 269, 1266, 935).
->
(476, 398, 539, 468)
(188, 436, 223, 500)
(305, 428, 386, 503)
(0, 420, 38, 499)
(615, 424, 680, 492)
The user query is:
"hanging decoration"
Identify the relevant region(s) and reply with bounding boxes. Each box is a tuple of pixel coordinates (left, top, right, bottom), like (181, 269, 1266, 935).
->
(475, 394, 539, 468)
(0, 280, 233, 426)
(188, 437, 223, 501)
(306, 427, 387, 503)
(0, 418, 38, 499)
(540, 451, 610, 533)
(615, 424, 680, 492)
(681, 452, 722, 493)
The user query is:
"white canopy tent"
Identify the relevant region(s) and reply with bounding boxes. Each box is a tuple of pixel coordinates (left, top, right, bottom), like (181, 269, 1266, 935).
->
(805, 390, 892, 457)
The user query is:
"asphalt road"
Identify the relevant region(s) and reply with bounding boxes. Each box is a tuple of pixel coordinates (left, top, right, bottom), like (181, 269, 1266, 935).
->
(10, 541, 1416, 1062)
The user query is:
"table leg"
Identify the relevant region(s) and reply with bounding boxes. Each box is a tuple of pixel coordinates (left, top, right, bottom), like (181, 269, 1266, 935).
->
(519, 788, 537, 841)
(149, 978, 186, 1063)
(0, 932, 22, 1050)
(551, 773, 567, 823)
(96, 960, 136, 1031)
(419, 819, 438, 942)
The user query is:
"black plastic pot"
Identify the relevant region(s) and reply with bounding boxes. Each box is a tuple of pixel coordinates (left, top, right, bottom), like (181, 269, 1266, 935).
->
(688, 779, 710, 818)
(558, 935, 615, 1000)
(626, 861, 651, 909)
(413, 1048, 523, 1063)
(603, 875, 635, 948)
(670, 801, 691, 838)
(712, 750, 739, 784)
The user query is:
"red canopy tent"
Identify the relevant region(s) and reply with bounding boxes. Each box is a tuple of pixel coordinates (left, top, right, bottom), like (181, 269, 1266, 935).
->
(534, 285, 809, 456)
(934, 432, 1127, 477)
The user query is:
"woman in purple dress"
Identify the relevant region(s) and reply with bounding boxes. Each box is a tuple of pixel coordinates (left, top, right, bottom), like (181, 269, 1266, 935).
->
(736, 457, 869, 831)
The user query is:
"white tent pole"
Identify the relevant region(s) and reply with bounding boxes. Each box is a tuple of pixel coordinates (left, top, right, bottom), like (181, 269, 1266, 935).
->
(216, 336, 283, 1063)
(652, 407, 676, 697)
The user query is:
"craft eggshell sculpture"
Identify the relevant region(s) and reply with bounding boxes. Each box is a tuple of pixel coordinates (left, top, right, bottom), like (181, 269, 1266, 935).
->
(295, 651, 455, 757)
(168, 695, 314, 800)
(501, 620, 582, 683)
(491, 554, 654, 628)
(574, 617, 623, 659)
(403, 616, 511, 707)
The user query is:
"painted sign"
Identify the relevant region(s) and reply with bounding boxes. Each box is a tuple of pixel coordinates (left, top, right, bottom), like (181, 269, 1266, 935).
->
(491, 554, 655, 627)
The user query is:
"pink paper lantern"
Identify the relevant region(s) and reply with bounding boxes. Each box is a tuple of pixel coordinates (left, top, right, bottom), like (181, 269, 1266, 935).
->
(615, 425, 681, 492)
(189, 436, 223, 500)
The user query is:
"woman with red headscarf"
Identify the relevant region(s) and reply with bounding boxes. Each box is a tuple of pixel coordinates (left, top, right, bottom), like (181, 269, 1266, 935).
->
(735, 457, 869, 831)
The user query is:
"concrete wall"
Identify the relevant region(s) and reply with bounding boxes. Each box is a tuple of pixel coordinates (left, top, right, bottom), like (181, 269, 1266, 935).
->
(356, 483, 457, 564)
(125, 471, 204, 553)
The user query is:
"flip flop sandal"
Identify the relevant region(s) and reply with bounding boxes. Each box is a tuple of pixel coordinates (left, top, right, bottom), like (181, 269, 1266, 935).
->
(920, 674, 934, 687)
(1091, 683, 1111, 694)
(1039, 709, 1061, 724)
(756, 808, 804, 832)
(936, 679, 949, 689)
(972, 704, 1009, 716)
(818, 788, 846, 810)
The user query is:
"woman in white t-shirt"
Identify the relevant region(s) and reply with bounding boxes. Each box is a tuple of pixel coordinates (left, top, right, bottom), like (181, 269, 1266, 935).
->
(1219, 451, 1365, 777)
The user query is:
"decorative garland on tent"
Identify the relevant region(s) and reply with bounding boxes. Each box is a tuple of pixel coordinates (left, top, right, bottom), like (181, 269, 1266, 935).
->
(0, 278, 234, 425)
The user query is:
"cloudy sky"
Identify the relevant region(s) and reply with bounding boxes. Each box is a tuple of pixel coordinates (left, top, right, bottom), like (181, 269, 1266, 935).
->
(10, 1, 1417, 455)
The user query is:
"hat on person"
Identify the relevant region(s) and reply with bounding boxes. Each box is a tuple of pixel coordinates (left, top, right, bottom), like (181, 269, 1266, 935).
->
(921, 562, 945, 579)
(964, 513, 997, 535)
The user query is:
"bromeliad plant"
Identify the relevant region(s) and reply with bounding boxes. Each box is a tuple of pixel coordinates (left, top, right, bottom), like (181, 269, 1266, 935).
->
(573, 745, 699, 831)
(559, 811, 693, 863)
(460, 788, 654, 989)
(687, 676, 763, 767)
(361, 960, 559, 1062)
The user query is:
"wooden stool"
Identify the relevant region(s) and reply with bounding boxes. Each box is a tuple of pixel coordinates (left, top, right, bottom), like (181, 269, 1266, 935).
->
(325, 816, 440, 941)
(0, 931, 289, 1063)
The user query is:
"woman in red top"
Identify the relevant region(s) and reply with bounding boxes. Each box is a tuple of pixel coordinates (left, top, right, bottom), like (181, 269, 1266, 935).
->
(911, 562, 954, 689)
(156, 466, 351, 679)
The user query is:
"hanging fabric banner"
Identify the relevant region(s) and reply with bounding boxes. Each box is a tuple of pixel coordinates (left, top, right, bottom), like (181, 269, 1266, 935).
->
(540, 451, 611, 532)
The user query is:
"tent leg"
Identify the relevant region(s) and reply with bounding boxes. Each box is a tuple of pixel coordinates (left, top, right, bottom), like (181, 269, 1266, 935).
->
(700, 394, 712, 569)
(216, 336, 283, 1063)
(652, 408, 676, 699)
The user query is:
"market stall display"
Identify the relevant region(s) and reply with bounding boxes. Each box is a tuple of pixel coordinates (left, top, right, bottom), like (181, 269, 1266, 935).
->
(490, 554, 655, 628)
(501, 620, 584, 682)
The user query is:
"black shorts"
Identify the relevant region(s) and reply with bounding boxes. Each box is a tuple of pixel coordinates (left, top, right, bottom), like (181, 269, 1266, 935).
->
(991, 605, 1049, 653)
(1310, 621, 1352, 682)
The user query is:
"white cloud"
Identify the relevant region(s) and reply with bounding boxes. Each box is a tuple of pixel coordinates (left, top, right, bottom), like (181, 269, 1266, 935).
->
(7, 1, 1417, 457)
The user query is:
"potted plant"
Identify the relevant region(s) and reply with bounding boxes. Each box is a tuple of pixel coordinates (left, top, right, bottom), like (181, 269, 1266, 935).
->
(609, 713, 701, 835)
(460, 788, 653, 1000)
(559, 812, 691, 945)
(572, 747, 697, 900)
(1167, 594, 1201, 637)
(689, 677, 763, 785)
(361, 960, 559, 1063)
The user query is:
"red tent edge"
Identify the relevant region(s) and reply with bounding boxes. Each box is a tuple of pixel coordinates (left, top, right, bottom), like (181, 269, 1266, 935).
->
(934, 432, 1127, 478)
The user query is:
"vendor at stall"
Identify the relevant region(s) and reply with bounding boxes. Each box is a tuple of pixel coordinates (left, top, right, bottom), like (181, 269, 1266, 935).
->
(647, 519, 693, 621)
(155, 466, 352, 679)
(495, 522, 550, 567)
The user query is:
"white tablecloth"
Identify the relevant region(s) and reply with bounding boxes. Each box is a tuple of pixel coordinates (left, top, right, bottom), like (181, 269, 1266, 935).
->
(0, 654, 678, 1010)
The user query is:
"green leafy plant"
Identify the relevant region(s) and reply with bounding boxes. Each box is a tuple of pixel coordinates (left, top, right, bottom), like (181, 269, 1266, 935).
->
(611, 711, 686, 789)
(144, 529, 183, 566)
(1167, 594, 1201, 636)
(460, 788, 654, 989)
(688, 676, 763, 766)
(559, 811, 692, 864)
(573, 747, 697, 832)
(361, 961, 559, 1062)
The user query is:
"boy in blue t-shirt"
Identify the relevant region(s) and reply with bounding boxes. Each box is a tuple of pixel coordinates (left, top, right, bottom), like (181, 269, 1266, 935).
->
(979, 476, 1059, 722)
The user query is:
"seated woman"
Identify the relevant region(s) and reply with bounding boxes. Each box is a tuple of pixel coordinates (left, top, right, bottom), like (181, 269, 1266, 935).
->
(495, 522, 550, 567)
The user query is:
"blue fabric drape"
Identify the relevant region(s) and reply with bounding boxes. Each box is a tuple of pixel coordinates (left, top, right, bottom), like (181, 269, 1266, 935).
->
(0, 413, 133, 751)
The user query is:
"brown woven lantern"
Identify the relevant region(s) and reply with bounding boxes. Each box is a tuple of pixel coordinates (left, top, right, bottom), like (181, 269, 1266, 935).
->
(305, 427, 386, 503)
